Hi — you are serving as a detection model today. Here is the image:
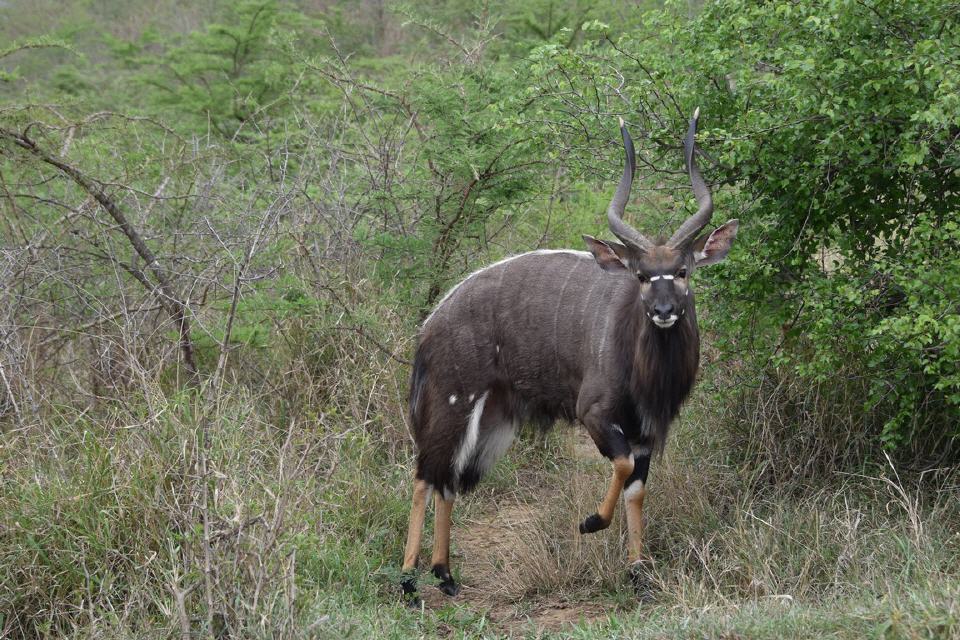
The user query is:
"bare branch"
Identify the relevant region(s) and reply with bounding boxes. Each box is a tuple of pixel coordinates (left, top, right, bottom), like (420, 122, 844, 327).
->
(0, 125, 200, 384)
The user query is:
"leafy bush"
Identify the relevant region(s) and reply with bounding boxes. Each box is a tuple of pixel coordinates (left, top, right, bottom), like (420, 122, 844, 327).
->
(693, 0, 960, 462)
(523, 0, 960, 465)
(112, 1, 326, 138)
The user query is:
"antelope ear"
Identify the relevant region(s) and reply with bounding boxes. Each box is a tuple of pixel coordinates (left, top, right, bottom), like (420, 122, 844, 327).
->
(583, 235, 628, 272)
(692, 219, 739, 267)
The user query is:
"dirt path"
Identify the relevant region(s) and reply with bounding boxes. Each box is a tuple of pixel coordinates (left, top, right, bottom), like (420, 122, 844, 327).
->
(418, 430, 618, 634)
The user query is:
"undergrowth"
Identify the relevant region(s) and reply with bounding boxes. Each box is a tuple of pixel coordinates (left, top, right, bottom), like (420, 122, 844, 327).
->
(1, 315, 958, 638)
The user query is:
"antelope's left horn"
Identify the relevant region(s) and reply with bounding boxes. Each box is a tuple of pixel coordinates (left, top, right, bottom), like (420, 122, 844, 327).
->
(668, 108, 714, 249)
(607, 118, 655, 252)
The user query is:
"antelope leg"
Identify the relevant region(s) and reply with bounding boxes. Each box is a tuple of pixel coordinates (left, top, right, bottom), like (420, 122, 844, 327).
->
(577, 413, 633, 534)
(623, 449, 655, 599)
(430, 493, 460, 596)
(580, 455, 635, 533)
(400, 478, 431, 599)
(623, 451, 650, 562)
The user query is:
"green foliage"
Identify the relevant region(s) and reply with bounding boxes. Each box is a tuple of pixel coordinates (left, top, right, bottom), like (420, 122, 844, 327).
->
(112, 1, 326, 138)
(523, 0, 960, 460)
(850, 215, 960, 447)
(337, 10, 551, 311)
(0, 37, 77, 85)
(688, 0, 960, 455)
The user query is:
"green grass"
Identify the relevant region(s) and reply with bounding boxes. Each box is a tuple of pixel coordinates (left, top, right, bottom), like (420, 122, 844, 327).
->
(1, 378, 958, 638)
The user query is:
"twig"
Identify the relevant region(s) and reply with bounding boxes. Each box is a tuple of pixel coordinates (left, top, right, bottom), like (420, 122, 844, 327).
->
(0, 125, 200, 384)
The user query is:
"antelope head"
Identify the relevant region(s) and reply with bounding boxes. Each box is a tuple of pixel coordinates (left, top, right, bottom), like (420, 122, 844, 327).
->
(584, 109, 739, 329)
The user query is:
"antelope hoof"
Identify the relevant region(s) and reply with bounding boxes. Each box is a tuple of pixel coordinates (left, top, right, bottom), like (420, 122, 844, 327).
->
(438, 579, 460, 597)
(400, 573, 421, 607)
(432, 564, 460, 597)
(579, 512, 609, 534)
(628, 560, 656, 602)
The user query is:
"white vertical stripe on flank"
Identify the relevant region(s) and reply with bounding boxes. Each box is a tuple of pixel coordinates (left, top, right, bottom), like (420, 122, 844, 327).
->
(598, 286, 613, 365)
(553, 261, 580, 373)
(454, 391, 489, 476)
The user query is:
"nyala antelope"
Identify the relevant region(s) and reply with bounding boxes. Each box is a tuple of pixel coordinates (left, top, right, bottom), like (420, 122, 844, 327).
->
(401, 109, 738, 600)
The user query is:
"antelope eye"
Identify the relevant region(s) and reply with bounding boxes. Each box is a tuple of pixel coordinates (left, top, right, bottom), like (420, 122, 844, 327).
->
(676, 268, 687, 278)
(637, 273, 648, 283)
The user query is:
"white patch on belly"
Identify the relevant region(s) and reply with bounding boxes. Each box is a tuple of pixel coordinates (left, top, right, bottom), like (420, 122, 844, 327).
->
(475, 419, 517, 475)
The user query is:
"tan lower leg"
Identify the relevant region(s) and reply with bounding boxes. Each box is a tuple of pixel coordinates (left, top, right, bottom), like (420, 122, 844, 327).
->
(597, 456, 635, 524)
(624, 483, 647, 563)
(431, 493, 454, 568)
(402, 479, 431, 571)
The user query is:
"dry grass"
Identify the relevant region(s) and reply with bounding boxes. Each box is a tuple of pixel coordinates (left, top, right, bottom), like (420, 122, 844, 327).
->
(490, 464, 625, 601)
(2, 320, 959, 638)
(0, 291, 416, 638)
(424, 406, 960, 637)
(718, 362, 957, 487)
(2, 265, 958, 639)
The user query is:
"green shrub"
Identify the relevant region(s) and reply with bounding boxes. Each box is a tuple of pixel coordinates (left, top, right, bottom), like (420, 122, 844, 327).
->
(524, 0, 960, 465)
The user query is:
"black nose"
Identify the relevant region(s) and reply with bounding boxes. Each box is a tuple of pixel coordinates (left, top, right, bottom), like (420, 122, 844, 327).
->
(654, 303, 674, 317)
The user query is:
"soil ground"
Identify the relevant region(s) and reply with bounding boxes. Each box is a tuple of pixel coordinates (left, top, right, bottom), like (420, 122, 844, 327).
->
(415, 430, 622, 635)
